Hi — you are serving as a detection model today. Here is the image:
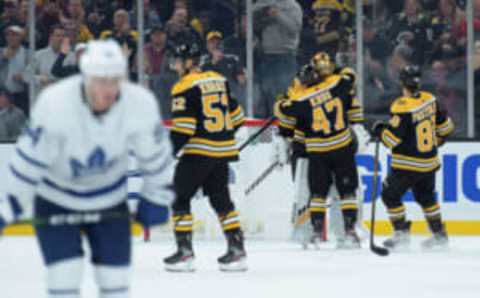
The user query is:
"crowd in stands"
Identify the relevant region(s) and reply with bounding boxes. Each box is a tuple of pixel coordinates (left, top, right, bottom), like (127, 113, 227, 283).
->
(0, 0, 479, 140)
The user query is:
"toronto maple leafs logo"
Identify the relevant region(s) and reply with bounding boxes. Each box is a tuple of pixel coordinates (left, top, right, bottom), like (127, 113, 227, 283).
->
(70, 146, 117, 178)
(22, 124, 43, 146)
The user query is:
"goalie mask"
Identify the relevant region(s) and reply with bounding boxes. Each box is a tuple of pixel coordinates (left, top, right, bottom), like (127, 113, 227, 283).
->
(311, 52, 335, 77)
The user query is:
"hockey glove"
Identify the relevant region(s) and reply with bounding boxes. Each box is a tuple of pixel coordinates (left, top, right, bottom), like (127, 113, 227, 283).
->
(371, 121, 388, 139)
(136, 199, 170, 228)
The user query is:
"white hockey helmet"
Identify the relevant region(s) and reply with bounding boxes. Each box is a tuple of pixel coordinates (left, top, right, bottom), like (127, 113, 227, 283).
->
(79, 40, 127, 79)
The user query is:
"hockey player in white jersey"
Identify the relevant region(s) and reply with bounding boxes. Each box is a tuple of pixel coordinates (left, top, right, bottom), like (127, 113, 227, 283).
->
(0, 40, 175, 298)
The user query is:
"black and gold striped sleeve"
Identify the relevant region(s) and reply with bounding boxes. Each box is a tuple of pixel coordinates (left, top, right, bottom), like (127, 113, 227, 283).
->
(347, 97, 364, 124)
(435, 103, 454, 138)
(380, 113, 404, 149)
(228, 98, 245, 130)
(170, 89, 198, 155)
(274, 100, 298, 131)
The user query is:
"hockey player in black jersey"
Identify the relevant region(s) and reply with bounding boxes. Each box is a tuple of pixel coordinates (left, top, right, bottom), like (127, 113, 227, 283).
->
(372, 65, 455, 250)
(164, 43, 247, 272)
(275, 52, 367, 248)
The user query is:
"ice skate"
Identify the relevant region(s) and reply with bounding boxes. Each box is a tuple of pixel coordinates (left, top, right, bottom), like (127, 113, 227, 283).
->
(422, 230, 448, 250)
(164, 246, 195, 272)
(218, 231, 247, 272)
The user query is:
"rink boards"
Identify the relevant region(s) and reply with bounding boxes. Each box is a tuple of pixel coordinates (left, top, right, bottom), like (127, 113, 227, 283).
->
(0, 141, 479, 237)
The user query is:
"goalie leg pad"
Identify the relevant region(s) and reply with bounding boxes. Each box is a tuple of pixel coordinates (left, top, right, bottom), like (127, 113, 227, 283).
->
(47, 257, 83, 298)
(95, 265, 130, 298)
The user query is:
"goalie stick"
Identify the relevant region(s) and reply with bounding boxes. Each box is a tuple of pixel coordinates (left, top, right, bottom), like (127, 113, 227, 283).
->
(369, 138, 389, 256)
(238, 116, 276, 152)
(244, 160, 280, 196)
(11, 210, 133, 227)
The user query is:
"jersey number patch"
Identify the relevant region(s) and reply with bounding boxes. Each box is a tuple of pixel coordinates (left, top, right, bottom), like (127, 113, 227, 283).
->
(312, 97, 345, 134)
(416, 119, 436, 152)
(202, 93, 233, 132)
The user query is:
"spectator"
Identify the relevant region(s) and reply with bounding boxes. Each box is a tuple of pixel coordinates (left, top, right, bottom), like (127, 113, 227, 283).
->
(387, 0, 431, 64)
(100, 9, 139, 77)
(38, 1, 62, 46)
(24, 25, 75, 96)
(129, 0, 161, 31)
(164, 7, 203, 49)
(51, 40, 86, 78)
(0, 25, 28, 115)
(60, 0, 94, 43)
(143, 25, 177, 118)
(304, 0, 352, 59)
(143, 25, 169, 77)
(424, 60, 465, 135)
(430, 0, 458, 41)
(0, 0, 20, 40)
(253, 0, 302, 118)
(202, 31, 246, 108)
(0, 87, 27, 141)
(224, 12, 247, 67)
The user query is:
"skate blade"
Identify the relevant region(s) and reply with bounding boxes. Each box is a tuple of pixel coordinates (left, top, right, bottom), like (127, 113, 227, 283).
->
(336, 243, 361, 250)
(164, 260, 196, 273)
(219, 258, 248, 272)
(421, 242, 449, 251)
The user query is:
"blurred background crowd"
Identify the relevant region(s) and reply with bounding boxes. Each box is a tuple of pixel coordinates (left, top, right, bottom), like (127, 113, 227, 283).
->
(0, 0, 479, 141)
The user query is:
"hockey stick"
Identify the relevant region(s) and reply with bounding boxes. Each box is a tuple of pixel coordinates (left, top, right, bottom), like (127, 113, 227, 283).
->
(13, 210, 132, 226)
(238, 116, 276, 152)
(244, 160, 280, 196)
(369, 138, 390, 256)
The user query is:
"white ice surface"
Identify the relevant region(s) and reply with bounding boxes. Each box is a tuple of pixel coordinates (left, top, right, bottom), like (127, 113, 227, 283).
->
(0, 236, 479, 298)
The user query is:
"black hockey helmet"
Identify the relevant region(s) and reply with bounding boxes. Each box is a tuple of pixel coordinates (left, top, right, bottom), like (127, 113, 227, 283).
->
(172, 42, 201, 60)
(298, 63, 318, 87)
(399, 65, 421, 92)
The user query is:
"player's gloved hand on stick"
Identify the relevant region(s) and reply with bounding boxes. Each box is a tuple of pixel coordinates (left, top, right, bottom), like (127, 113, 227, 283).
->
(136, 199, 170, 228)
(371, 121, 388, 139)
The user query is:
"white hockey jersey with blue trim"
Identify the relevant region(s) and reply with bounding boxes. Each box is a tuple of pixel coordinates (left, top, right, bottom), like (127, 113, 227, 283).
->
(5, 75, 174, 214)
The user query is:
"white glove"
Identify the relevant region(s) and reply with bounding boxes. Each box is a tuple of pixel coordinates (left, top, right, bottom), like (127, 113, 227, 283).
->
(352, 124, 371, 154)
(273, 136, 290, 167)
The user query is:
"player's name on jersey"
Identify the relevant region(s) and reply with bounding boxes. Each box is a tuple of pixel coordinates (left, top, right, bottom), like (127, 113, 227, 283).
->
(309, 91, 333, 106)
(412, 101, 435, 123)
(199, 80, 226, 94)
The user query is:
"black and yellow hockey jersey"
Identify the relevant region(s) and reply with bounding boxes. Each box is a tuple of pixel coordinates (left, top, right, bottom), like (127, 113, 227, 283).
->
(274, 74, 364, 154)
(170, 71, 245, 161)
(380, 91, 454, 173)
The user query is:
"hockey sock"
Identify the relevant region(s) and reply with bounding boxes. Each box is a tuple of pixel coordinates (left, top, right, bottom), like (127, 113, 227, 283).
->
(309, 197, 327, 232)
(173, 213, 193, 249)
(340, 197, 358, 231)
(423, 203, 444, 234)
(387, 205, 407, 231)
(219, 210, 241, 233)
